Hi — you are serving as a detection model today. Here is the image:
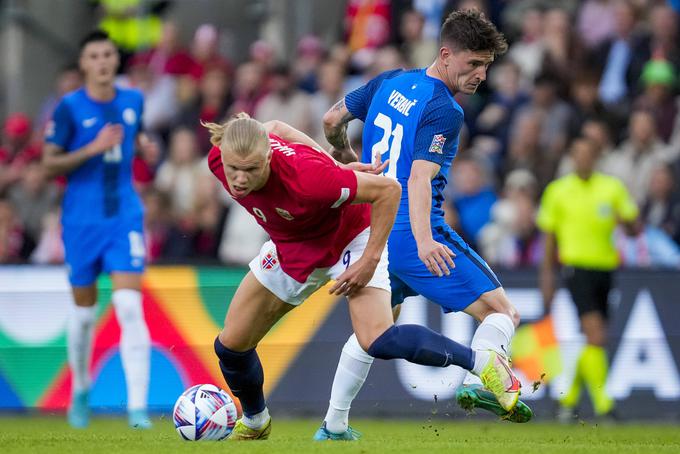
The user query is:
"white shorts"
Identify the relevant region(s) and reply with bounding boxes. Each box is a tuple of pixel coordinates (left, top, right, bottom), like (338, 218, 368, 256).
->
(249, 227, 390, 305)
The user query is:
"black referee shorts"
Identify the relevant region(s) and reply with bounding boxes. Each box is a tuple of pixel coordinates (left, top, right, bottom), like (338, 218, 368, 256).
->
(562, 266, 613, 319)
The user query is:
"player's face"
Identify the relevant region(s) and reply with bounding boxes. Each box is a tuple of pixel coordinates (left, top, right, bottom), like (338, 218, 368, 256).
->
(80, 40, 119, 86)
(442, 48, 494, 94)
(221, 147, 272, 199)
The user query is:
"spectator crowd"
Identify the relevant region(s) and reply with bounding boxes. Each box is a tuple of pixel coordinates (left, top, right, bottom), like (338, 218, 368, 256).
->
(1, 0, 680, 269)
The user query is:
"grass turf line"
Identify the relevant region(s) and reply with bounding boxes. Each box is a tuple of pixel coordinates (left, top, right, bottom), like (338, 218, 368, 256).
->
(1, 416, 679, 454)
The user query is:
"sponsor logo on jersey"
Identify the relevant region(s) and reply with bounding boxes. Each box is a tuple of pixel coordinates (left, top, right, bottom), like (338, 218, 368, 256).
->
(429, 134, 446, 154)
(387, 89, 417, 116)
(261, 250, 278, 270)
(276, 207, 294, 220)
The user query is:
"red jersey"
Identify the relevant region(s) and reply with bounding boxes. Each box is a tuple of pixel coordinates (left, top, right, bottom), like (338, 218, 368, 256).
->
(208, 134, 371, 282)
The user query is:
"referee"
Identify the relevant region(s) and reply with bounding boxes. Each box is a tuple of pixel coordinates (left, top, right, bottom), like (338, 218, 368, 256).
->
(537, 136, 639, 421)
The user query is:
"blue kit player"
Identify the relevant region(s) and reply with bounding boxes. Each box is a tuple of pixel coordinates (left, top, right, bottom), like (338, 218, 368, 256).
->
(315, 10, 532, 440)
(43, 30, 157, 429)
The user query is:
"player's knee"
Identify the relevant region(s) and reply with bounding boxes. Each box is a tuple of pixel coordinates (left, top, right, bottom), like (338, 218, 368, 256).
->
(217, 329, 253, 353)
(111, 289, 144, 324)
(355, 324, 392, 352)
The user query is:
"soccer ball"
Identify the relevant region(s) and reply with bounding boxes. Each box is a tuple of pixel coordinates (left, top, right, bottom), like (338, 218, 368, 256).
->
(173, 384, 238, 441)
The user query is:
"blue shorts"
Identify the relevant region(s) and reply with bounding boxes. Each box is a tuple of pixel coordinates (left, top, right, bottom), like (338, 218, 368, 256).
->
(388, 225, 501, 312)
(62, 217, 145, 286)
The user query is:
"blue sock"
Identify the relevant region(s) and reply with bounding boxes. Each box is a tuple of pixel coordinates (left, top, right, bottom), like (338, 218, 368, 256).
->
(367, 324, 475, 370)
(213, 337, 265, 417)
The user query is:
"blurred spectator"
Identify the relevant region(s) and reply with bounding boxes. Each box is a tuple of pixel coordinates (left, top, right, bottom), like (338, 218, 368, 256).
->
(0, 198, 27, 263)
(506, 7, 545, 89)
(557, 118, 616, 177)
(633, 3, 680, 79)
(565, 71, 609, 138)
(218, 200, 268, 266)
(345, 0, 392, 56)
(604, 109, 677, 203)
(541, 8, 586, 83)
(504, 111, 553, 189)
(229, 62, 268, 119)
(122, 53, 179, 135)
(399, 9, 438, 68)
(633, 59, 679, 143)
(30, 209, 64, 265)
(178, 66, 232, 153)
(139, 21, 196, 78)
(616, 225, 680, 268)
(96, 0, 168, 64)
(249, 40, 278, 73)
(475, 61, 530, 164)
(35, 65, 83, 133)
(255, 64, 314, 135)
(7, 162, 59, 248)
(445, 157, 497, 249)
(577, 0, 617, 49)
(310, 60, 347, 148)
(142, 188, 171, 263)
(155, 127, 204, 217)
(596, 0, 642, 107)
(293, 35, 326, 93)
(641, 162, 680, 244)
(0, 114, 42, 193)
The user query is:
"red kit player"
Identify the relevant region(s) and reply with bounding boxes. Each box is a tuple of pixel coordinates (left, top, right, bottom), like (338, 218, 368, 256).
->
(206, 114, 519, 440)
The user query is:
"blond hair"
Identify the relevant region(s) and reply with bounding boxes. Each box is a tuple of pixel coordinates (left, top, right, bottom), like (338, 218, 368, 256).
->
(202, 112, 270, 157)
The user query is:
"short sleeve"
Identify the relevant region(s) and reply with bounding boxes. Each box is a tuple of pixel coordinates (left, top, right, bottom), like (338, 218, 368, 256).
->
(44, 100, 74, 149)
(536, 182, 558, 233)
(613, 179, 638, 222)
(300, 155, 359, 209)
(345, 69, 402, 121)
(413, 100, 463, 167)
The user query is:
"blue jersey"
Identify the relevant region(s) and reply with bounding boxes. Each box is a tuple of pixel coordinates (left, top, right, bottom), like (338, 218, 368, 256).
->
(346, 69, 463, 231)
(45, 87, 144, 225)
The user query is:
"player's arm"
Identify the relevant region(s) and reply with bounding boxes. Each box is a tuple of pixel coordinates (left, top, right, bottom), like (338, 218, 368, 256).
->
(264, 120, 327, 153)
(322, 98, 358, 163)
(536, 184, 559, 313)
(408, 160, 455, 277)
(42, 123, 123, 178)
(328, 172, 401, 296)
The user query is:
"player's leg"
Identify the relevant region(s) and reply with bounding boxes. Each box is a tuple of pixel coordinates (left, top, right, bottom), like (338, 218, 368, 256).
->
(105, 221, 151, 428)
(574, 269, 613, 417)
(109, 272, 152, 428)
(215, 271, 295, 440)
(63, 223, 105, 428)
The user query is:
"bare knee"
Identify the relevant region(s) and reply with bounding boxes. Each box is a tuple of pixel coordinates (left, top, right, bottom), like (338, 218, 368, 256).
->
(218, 329, 254, 353)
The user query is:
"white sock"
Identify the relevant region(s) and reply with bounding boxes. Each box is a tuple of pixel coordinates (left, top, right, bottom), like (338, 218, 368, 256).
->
(242, 407, 270, 430)
(466, 313, 515, 383)
(324, 334, 374, 434)
(67, 304, 96, 395)
(112, 289, 150, 412)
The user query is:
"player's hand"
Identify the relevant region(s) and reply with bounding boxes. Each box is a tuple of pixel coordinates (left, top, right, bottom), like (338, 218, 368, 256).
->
(343, 159, 389, 175)
(417, 238, 456, 277)
(90, 123, 124, 154)
(328, 257, 377, 297)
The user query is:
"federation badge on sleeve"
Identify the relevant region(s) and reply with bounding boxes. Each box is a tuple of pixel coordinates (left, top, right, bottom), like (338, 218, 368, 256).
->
(261, 250, 279, 270)
(428, 134, 446, 154)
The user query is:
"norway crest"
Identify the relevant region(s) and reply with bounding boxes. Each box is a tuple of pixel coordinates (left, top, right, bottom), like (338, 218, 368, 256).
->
(261, 250, 278, 270)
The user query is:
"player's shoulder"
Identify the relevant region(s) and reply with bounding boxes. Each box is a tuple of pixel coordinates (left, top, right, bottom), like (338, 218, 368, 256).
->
(426, 81, 464, 118)
(115, 86, 144, 104)
(59, 87, 87, 108)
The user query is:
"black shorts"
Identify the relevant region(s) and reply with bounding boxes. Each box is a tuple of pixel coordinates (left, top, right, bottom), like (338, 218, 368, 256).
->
(562, 266, 613, 318)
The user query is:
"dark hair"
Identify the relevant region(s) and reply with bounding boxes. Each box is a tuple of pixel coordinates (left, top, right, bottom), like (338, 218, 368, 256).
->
(440, 10, 507, 56)
(78, 30, 112, 53)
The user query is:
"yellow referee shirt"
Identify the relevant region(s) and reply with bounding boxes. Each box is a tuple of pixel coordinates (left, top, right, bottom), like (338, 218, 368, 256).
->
(537, 172, 638, 270)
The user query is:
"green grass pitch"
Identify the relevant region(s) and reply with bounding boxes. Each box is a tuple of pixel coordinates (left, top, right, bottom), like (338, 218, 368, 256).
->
(1, 415, 679, 453)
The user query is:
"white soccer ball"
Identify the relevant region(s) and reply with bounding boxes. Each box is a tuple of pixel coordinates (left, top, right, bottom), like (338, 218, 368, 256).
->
(173, 384, 238, 441)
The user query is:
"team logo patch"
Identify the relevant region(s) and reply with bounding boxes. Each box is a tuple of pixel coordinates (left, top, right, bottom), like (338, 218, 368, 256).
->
(428, 134, 446, 154)
(123, 108, 137, 125)
(276, 207, 294, 220)
(261, 251, 278, 270)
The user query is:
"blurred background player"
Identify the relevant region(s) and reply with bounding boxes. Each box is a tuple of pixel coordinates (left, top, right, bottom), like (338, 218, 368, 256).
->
(206, 114, 520, 440)
(538, 136, 639, 422)
(42, 30, 158, 429)
(317, 10, 529, 439)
